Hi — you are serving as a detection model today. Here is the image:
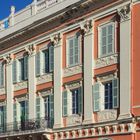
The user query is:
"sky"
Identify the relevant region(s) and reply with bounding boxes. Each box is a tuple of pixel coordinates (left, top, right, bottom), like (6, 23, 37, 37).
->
(0, 0, 33, 20)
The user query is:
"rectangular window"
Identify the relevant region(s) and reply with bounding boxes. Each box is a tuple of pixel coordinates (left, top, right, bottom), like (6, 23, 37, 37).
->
(0, 106, 6, 132)
(67, 35, 80, 67)
(19, 56, 28, 81)
(93, 78, 119, 112)
(62, 87, 83, 116)
(99, 23, 115, 57)
(36, 46, 54, 76)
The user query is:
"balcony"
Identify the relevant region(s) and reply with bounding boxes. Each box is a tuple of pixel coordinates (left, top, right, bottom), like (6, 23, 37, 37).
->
(0, 117, 54, 137)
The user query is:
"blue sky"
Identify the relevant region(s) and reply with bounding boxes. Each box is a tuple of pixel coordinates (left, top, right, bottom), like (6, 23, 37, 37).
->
(0, 0, 33, 20)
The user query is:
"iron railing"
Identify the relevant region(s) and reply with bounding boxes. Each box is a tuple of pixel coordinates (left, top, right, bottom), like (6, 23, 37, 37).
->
(0, 117, 54, 135)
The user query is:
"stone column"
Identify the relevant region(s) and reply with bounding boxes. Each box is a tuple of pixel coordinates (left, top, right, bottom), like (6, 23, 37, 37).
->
(81, 20, 94, 124)
(25, 44, 36, 119)
(118, 4, 132, 119)
(5, 54, 14, 124)
(52, 34, 63, 128)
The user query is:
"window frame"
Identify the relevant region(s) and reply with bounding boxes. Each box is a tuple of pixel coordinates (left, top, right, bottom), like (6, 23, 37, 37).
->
(98, 22, 115, 58)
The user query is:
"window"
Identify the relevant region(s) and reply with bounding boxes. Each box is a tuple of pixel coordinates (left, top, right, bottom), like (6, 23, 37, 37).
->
(0, 62, 4, 87)
(13, 100, 28, 130)
(62, 87, 82, 116)
(0, 106, 6, 132)
(67, 35, 80, 67)
(36, 94, 54, 127)
(93, 78, 119, 112)
(36, 46, 54, 76)
(12, 56, 28, 83)
(99, 23, 115, 57)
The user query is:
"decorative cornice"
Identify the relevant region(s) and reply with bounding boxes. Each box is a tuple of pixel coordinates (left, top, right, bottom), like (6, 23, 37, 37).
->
(118, 4, 131, 22)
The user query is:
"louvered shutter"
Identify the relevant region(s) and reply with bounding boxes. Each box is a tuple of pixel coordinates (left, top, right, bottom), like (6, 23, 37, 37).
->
(107, 24, 114, 54)
(24, 56, 28, 80)
(93, 83, 100, 112)
(101, 26, 107, 56)
(36, 52, 40, 76)
(49, 46, 54, 72)
(74, 36, 79, 65)
(0, 107, 4, 132)
(40, 51, 45, 74)
(112, 78, 119, 108)
(36, 97, 40, 119)
(62, 90, 68, 116)
(25, 100, 28, 120)
(69, 39, 74, 66)
(44, 50, 49, 73)
(3, 106, 6, 132)
(78, 87, 83, 115)
(49, 94, 54, 127)
(12, 60, 17, 83)
(0, 62, 4, 87)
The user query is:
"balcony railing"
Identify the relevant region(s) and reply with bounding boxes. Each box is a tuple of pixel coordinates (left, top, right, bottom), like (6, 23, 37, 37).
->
(0, 117, 54, 136)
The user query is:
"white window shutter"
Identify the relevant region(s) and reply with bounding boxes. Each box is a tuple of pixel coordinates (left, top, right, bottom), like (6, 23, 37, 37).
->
(93, 82, 104, 111)
(67, 89, 72, 115)
(0, 62, 4, 87)
(69, 39, 74, 66)
(24, 56, 28, 80)
(40, 51, 45, 74)
(36, 52, 41, 76)
(62, 90, 68, 116)
(40, 96, 45, 118)
(112, 78, 119, 108)
(17, 60, 21, 82)
(49, 46, 54, 72)
(12, 60, 17, 83)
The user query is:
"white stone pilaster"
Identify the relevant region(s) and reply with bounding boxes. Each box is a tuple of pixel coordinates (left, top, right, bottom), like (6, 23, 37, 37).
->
(5, 55, 14, 124)
(81, 20, 93, 124)
(118, 5, 132, 119)
(53, 34, 63, 128)
(27, 45, 36, 119)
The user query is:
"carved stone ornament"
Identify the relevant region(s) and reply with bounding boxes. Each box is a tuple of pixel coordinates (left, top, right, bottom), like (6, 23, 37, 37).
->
(25, 44, 36, 56)
(80, 20, 92, 34)
(118, 4, 131, 21)
(50, 33, 61, 45)
(3, 53, 13, 64)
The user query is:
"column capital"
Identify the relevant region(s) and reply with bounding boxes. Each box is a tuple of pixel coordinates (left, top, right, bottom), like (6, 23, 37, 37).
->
(25, 44, 36, 56)
(118, 4, 131, 22)
(80, 20, 92, 35)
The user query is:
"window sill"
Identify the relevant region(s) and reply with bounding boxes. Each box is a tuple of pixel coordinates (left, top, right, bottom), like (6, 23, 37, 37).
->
(95, 53, 119, 69)
(14, 81, 28, 91)
(97, 109, 117, 122)
(63, 64, 82, 77)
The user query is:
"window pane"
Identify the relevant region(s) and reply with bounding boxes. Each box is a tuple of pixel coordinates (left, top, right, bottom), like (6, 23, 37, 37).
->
(108, 25, 113, 35)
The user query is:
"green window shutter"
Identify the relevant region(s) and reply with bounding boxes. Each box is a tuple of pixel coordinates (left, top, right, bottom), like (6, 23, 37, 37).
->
(12, 60, 17, 83)
(36, 52, 40, 76)
(74, 36, 79, 65)
(49, 94, 54, 127)
(0, 62, 4, 87)
(25, 100, 28, 120)
(92, 83, 100, 112)
(49, 46, 54, 72)
(112, 78, 119, 108)
(24, 56, 28, 80)
(62, 90, 68, 116)
(36, 97, 40, 119)
(3, 106, 6, 131)
(78, 87, 83, 114)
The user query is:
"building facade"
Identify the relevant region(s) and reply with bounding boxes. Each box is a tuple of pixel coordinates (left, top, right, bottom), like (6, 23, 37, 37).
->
(0, 0, 140, 139)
